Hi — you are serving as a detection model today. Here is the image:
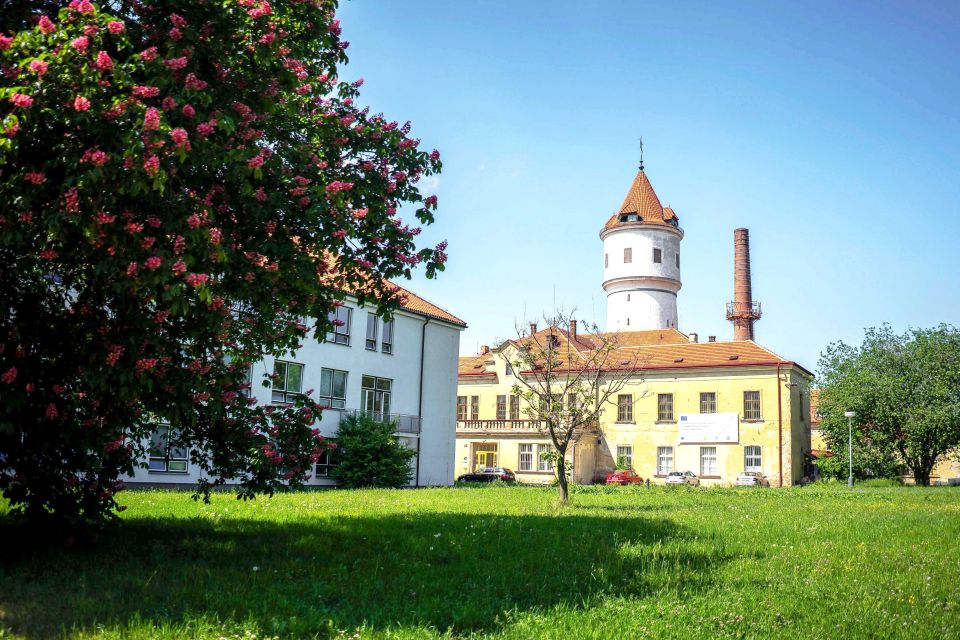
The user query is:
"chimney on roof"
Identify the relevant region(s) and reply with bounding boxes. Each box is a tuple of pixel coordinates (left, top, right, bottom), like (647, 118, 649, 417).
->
(529, 322, 537, 335)
(689, 332, 698, 343)
(570, 320, 578, 341)
(726, 228, 762, 341)
(708, 335, 716, 342)
(480, 345, 490, 355)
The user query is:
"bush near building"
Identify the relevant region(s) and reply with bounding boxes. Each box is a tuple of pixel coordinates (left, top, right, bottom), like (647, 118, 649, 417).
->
(330, 414, 416, 488)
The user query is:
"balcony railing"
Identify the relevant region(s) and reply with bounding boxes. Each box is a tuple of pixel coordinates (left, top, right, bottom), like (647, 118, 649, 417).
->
(325, 408, 421, 434)
(456, 419, 545, 433)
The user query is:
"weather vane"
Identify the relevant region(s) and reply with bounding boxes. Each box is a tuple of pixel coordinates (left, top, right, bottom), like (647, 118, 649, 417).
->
(639, 136, 645, 171)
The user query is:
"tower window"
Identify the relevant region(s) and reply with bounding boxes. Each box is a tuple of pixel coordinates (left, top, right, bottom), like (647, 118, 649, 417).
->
(620, 213, 639, 223)
(676, 253, 680, 268)
(653, 248, 662, 263)
(627, 294, 630, 301)
(605, 253, 608, 268)
(626, 318, 630, 326)
(624, 248, 632, 264)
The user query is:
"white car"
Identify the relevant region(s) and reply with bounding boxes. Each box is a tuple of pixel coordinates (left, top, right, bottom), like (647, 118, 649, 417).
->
(735, 472, 770, 487)
(665, 470, 700, 486)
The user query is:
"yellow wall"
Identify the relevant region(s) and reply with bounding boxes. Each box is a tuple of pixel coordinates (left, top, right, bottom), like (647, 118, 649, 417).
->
(456, 349, 813, 486)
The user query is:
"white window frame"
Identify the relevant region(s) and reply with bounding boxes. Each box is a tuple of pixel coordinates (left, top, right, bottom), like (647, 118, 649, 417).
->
(457, 395, 467, 421)
(657, 446, 673, 476)
(617, 394, 633, 422)
(326, 306, 352, 346)
(616, 445, 633, 469)
(272, 360, 304, 404)
(699, 391, 717, 414)
(743, 390, 762, 421)
(381, 318, 394, 354)
(658, 393, 674, 422)
(496, 395, 507, 420)
(518, 443, 534, 472)
(319, 367, 348, 409)
(700, 446, 718, 476)
(148, 425, 188, 473)
(365, 312, 378, 351)
(361, 375, 392, 418)
(315, 447, 336, 477)
(744, 445, 762, 473)
(470, 395, 479, 420)
(537, 443, 554, 472)
(509, 395, 519, 420)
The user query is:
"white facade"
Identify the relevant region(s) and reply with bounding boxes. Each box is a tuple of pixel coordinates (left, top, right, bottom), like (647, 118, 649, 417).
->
(601, 224, 683, 331)
(127, 296, 464, 487)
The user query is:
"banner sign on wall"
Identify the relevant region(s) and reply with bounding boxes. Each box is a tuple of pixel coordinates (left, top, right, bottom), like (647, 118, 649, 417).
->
(678, 412, 739, 444)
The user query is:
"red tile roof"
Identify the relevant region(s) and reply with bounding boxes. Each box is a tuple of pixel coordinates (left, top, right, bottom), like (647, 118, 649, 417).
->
(603, 170, 681, 231)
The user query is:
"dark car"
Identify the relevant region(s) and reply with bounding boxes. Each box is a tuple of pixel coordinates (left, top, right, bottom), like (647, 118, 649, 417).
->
(456, 467, 517, 483)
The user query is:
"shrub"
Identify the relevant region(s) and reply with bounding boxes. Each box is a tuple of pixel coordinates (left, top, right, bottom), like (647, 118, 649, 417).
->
(330, 414, 416, 488)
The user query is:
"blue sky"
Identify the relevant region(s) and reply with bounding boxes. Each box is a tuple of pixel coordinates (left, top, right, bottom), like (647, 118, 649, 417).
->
(337, 0, 960, 372)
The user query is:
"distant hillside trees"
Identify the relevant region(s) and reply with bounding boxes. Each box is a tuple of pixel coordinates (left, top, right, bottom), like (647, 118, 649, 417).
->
(817, 325, 960, 486)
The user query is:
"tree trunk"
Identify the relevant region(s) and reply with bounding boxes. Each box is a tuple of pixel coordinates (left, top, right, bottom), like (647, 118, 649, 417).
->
(557, 462, 569, 504)
(912, 464, 932, 487)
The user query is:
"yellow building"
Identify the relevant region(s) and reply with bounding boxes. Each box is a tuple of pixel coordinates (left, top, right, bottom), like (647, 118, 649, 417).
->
(457, 326, 814, 487)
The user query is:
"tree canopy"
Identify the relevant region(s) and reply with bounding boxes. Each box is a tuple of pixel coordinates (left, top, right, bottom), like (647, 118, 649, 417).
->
(0, 0, 445, 529)
(817, 325, 960, 486)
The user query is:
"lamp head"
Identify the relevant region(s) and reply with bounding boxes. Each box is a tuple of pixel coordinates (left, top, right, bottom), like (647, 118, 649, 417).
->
(844, 411, 856, 418)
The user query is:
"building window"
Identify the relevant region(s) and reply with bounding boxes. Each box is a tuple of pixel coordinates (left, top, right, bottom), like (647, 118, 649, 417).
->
(470, 395, 479, 420)
(326, 306, 351, 345)
(744, 445, 762, 472)
(617, 394, 633, 422)
(272, 360, 304, 404)
(627, 293, 631, 301)
(700, 446, 717, 476)
(616, 445, 633, 469)
(365, 313, 378, 350)
(319, 368, 347, 409)
(624, 247, 632, 264)
(457, 395, 467, 421)
(700, 392, 717, 414)
(361, 375, 392, 418)
(605, 253, 609, 268)
(537, 444, 554, 472)
(239, 365, 253, 398)
(148, 426, 188, 473)
(676, 253, 680, 268)
(657, 393, 674, 422)
(567, 392, 577, 413)
(504, 361, 513, 377)
(381, 318, 394, 354)
(743, 390, 762, 420)
(653, 248, 662, 263)
(315, 447, 336, 477)
(509, 395, 519, 420)
(518, 443, 534, 471)
(496, 395, 507, 420)
(657, 446, 673, 475)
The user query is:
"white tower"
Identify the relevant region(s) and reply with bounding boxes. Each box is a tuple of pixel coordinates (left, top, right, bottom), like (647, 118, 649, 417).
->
(601, 165, 683, 331)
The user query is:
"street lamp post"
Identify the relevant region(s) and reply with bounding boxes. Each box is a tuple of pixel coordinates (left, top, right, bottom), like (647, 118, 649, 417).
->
(844, 411, 856, 487)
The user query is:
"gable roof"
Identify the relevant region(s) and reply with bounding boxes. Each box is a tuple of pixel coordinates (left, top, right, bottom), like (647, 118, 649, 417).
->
(603, 170, 681, 232)
(390, 283, 467, 327)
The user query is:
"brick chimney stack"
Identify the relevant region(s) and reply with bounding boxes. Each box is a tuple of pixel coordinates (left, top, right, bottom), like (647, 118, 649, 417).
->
(726, 228, 762, 341)
(529, 322, 538, 336)
(570, 320, 578, 341)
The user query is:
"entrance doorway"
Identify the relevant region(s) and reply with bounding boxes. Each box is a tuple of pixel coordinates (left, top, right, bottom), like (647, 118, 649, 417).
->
(473, 443, 498, 471)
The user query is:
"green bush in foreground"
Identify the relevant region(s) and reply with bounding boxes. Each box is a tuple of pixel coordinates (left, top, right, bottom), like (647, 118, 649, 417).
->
(330, 413, 415, 488)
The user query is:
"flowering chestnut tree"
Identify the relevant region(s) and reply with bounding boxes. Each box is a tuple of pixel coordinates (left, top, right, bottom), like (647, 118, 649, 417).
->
(0, 1, 446, 530)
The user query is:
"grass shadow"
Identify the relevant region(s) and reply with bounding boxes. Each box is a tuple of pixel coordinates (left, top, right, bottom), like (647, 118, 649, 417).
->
(0, 504, 727, 637)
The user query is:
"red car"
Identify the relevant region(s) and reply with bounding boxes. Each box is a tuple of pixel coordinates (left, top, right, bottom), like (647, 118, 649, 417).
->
(606, 469, 644, 485)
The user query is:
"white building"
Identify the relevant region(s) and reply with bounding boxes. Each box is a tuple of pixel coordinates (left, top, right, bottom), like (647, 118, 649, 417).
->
(601, 166, 683, 331)
(128, 284, 466, 487)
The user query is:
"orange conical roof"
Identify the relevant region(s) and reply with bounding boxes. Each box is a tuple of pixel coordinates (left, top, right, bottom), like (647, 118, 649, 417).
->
(603, 170, 680, 231)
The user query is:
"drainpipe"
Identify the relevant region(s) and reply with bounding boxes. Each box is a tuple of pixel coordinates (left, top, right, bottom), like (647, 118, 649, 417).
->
(415, 318, 430, 487)
(776, 362, 783, 488)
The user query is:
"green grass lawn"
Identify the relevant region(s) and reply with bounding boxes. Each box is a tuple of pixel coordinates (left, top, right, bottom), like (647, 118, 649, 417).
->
(1, 484, 958, 639)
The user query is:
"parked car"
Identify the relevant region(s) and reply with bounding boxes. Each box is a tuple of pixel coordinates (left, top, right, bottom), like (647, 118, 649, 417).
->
(606, 469, 644, 485)
(457, 467, 517, 483)
(665, 470, 700, 486)
(735, 471, 770, 487)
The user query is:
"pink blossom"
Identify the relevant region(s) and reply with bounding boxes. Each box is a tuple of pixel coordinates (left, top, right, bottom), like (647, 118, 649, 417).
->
(185, 273, 209, 288)
(126, 262, 138, 276)
(143, 107, 161, 131)
(135, 358, 159, 374)
(64, 188, 79, 212)
(184, 73, 207, 91)
(132, 85, 160, 98)
(352, 208, 368, 219)
(255, 188, 267, 202)
(1, 367, 16, 384)
(326, 181, 354, 194)
(170, 13, 187, 28)
(25, 171, 46, 185)
(161, 96, 176, 110)
(145, 256, 162, 269)
(424, 195, 438, 207)
(247, 155, 264, 169)
(196, 120, 215, 137)
(94, 211, 115, 224)
(70, 36, 89, 53)
(38, 16, 56, 34)
(83, 24, 98, 37)
(0, 34, 12, 50)
(81, 148, 108, 166)
(169, 27, 182, 40)
(73, 95, 91, 111)
(182, 104, 195, 118)
(108, 21, 125, 34)
(171, 259, 187, 275)
(143, 154, 160, 176)
(95, 51, 113, 71)
(28, 60, 49, 75)
(164, 57, 188, 70)
(105, 345, 124, 366)
(208, 228, 222, 244)
(169, 127, 189, 147)
(45, 403, 58, 420)
(10, 93, 33, 108)
(140, 47, 158, 61)
(72, 0, 95, 15)
(430, 149, 441, 162)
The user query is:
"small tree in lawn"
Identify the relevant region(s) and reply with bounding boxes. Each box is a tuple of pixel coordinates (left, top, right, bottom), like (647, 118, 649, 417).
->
(503, 312, 643, 504)
(817, 324, 960, 486)
(330, 413, 415, 488)
(0, 1, 446, 531)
